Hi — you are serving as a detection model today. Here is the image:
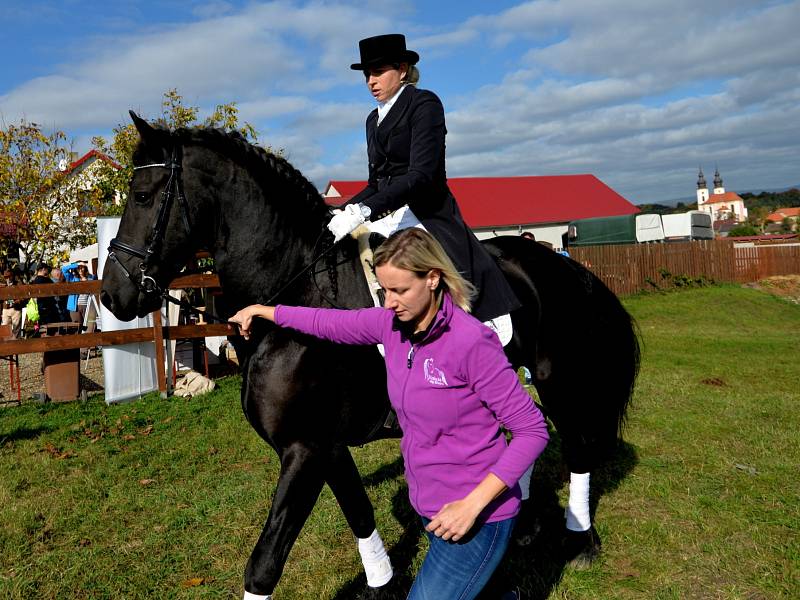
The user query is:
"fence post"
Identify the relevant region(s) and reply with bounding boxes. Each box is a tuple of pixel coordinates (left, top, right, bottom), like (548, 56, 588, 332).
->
(151, 310, 168, 397)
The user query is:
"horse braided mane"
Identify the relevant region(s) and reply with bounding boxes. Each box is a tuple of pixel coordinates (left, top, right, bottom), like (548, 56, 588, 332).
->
(174, 126, 330, 228)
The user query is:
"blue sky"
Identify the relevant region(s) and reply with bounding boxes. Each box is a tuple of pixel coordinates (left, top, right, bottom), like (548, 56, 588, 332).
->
(2, 0, 799, 204)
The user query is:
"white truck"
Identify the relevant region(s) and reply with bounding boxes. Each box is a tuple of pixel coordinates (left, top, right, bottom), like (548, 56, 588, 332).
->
(660, 210, 713, 241)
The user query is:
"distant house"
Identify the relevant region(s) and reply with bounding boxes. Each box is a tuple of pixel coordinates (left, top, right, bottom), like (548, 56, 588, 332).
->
(57, 149, 122, 216)
(766, 207, 800, 232)
(712, 218, 739, 237)
(695, 167, 748, 225)
(324, 175, 640, 249)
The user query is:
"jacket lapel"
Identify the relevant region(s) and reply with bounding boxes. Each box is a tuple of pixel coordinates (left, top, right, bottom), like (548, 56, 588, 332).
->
(376, 85, 414, 146)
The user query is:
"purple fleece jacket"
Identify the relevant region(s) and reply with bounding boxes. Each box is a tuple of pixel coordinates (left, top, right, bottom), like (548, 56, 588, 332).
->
(274, 293, 549, 523)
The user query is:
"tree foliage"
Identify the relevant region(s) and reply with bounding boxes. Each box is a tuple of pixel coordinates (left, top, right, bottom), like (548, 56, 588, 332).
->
(0, 120, 97, 278)
(727, 224, 758, 237)
(741, 188, 800, 213)
(90, 89, 261, 216)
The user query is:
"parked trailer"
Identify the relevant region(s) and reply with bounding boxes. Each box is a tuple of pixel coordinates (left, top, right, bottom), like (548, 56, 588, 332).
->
(566, 213, 665, 247)
(661, 210, 713, 241)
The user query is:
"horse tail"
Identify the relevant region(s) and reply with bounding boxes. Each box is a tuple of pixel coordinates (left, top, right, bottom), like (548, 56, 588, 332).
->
(565, 265, 640, 469)
(484, 236, 640, 471)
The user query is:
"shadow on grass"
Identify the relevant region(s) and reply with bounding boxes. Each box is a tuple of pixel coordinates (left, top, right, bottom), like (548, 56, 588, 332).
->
(0, 424, 53, 444)
(479, 434, 639, 600)
(333, 430, 639, 600)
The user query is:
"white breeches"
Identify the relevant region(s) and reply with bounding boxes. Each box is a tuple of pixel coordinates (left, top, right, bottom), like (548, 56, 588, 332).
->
(365, 205, 426, 237)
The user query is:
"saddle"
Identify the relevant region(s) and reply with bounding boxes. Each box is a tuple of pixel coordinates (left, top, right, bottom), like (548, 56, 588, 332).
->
(349, 224, 385, 310)
(348, 225, 402, 441)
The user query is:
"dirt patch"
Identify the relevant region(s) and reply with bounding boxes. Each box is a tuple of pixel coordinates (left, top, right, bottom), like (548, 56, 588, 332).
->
(701, 377, 727, 387)
(743, 275, 800, 304)
(1, 350, 105, 406)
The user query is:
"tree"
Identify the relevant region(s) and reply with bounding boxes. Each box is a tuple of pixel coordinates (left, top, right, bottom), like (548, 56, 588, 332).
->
(90, 89, 261, 215)
(746, 206, 769, 233)
(0, 119, 97, 278)
(727, 224, 758, 237)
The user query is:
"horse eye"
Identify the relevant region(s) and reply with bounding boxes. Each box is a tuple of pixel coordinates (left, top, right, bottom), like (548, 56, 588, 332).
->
(134, 192, 150, 205)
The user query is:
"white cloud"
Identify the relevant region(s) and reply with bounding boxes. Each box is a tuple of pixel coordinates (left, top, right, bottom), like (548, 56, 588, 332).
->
(1, 0, 798, 203)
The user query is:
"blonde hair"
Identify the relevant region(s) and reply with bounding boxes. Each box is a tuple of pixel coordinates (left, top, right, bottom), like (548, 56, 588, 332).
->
(401, 64, 420, 86)
(373, 228, 475, 312)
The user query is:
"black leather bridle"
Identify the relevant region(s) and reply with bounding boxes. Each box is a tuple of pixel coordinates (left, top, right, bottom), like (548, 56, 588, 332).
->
(107, 145, 192, 298)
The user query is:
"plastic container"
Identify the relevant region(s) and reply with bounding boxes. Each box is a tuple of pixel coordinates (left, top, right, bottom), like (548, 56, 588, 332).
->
(42, 322, 81, 401)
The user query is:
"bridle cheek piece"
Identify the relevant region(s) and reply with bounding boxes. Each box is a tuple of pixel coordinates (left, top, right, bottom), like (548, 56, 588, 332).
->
(108, 144, 192, 298)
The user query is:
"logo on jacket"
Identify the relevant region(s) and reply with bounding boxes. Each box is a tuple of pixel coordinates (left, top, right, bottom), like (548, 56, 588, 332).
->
(423, 358, 448, 386)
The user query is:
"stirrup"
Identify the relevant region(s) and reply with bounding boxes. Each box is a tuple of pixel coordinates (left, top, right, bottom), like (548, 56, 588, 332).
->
(483, 313, 513, 346)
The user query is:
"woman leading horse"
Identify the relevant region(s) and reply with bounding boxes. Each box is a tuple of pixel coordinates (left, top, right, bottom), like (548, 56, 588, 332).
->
(230, 228, 549, 600)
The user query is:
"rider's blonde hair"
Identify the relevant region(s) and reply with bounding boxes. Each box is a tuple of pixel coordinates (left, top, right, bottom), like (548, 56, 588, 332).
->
(373, 228, 475, 313)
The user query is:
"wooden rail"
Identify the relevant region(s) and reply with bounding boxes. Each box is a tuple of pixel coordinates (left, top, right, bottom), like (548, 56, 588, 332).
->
(0, 274, 226, 397)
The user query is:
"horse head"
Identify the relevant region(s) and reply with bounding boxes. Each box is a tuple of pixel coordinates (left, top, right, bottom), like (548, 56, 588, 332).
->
(101, 111, 210, 320)
(102, 110, 336, 322)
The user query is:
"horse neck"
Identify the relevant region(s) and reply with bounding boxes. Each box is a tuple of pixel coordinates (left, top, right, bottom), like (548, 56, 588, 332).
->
(204, 151, 332, 307)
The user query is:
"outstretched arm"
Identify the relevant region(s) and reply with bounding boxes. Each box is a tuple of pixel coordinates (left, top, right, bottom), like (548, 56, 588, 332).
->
(228, 305, 275, 340)
(229, 304, 389, 345)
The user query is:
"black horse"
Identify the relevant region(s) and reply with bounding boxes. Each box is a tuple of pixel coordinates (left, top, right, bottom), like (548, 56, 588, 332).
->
(100, 113, 639, 598)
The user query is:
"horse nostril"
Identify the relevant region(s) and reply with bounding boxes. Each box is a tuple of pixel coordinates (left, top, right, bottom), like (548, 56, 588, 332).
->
(100, 290, 113, 311)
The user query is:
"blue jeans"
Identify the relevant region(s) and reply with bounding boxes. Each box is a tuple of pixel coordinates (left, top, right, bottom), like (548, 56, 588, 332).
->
(407, 516, 516, 600)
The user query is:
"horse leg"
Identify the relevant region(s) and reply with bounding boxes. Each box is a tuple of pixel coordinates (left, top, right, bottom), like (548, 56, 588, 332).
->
(562, 470, 601, 569)
(558, 432, 602, 569)
(325, 444, 394, 591)
(244, 442, 327, 599)
(533, 375, 603, 569)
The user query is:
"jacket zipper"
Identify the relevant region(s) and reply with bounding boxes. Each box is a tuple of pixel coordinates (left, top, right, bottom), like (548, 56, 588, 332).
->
(401, 340, 420, 510)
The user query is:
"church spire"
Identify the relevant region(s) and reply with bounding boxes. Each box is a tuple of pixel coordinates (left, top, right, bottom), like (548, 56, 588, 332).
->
(713, 165, 725, 194)
(697, 166, 707, 189)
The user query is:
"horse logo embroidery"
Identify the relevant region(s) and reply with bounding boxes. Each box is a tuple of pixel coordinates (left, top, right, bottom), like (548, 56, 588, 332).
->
(423, 358, 448, 386)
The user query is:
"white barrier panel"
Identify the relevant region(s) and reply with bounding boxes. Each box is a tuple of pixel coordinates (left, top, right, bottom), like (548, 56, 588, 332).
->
(97, 217, 159, 403)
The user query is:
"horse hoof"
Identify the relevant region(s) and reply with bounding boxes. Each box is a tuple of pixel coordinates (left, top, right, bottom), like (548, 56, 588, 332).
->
(356, 581, 403, 600)
(562, 526, 601, 570)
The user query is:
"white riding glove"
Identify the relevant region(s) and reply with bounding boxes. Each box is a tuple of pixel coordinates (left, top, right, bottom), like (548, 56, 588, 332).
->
(327, 204, 366, 242)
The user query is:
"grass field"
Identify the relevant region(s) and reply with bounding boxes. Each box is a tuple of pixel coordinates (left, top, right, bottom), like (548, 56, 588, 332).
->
(1, 283, 798, 599)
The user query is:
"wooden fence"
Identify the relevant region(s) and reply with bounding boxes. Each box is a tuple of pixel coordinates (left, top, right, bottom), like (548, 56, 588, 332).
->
(568, 240, 800, 296)
(0, 274, 227, 397)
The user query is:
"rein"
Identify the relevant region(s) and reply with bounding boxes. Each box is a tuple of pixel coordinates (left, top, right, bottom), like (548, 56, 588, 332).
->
(107, 142, 343, 326)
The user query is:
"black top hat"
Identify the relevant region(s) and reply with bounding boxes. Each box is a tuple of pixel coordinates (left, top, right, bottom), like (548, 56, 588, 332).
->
(350, 34, 419, 70)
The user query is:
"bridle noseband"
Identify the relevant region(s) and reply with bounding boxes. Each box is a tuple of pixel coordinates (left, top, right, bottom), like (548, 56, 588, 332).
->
(108, 145, 192, 297)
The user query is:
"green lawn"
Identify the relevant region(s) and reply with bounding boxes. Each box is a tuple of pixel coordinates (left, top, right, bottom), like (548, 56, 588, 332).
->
(1, 284, 798, 599)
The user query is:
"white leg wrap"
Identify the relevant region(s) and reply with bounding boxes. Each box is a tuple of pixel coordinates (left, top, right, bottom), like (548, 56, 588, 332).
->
(358, 528, 393, 588)
(565, 472, 591, 531)
(243, 591, 271, 600)
(518, 461, 535, 501)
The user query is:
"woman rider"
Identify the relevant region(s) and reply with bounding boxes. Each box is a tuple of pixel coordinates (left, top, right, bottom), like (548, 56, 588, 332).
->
(230, 228, 547, 599)
(327, 34, 520, 338)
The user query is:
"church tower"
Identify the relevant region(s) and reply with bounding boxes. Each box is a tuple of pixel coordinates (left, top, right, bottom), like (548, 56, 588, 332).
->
(713, 166, 725, 195)
(696, 167, 709, 204)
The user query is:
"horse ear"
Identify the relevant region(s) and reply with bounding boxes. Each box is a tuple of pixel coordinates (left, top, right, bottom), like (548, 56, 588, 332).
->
(129, 111, 155, 138)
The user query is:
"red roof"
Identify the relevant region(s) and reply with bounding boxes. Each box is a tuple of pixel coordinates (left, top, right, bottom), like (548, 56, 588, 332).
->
(766, 207, 800, 222)
(705, 191, 743, 204)
(324, 175, 639, 227)
(64, 149, 121, 173)
(727, 233, 798, 242)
